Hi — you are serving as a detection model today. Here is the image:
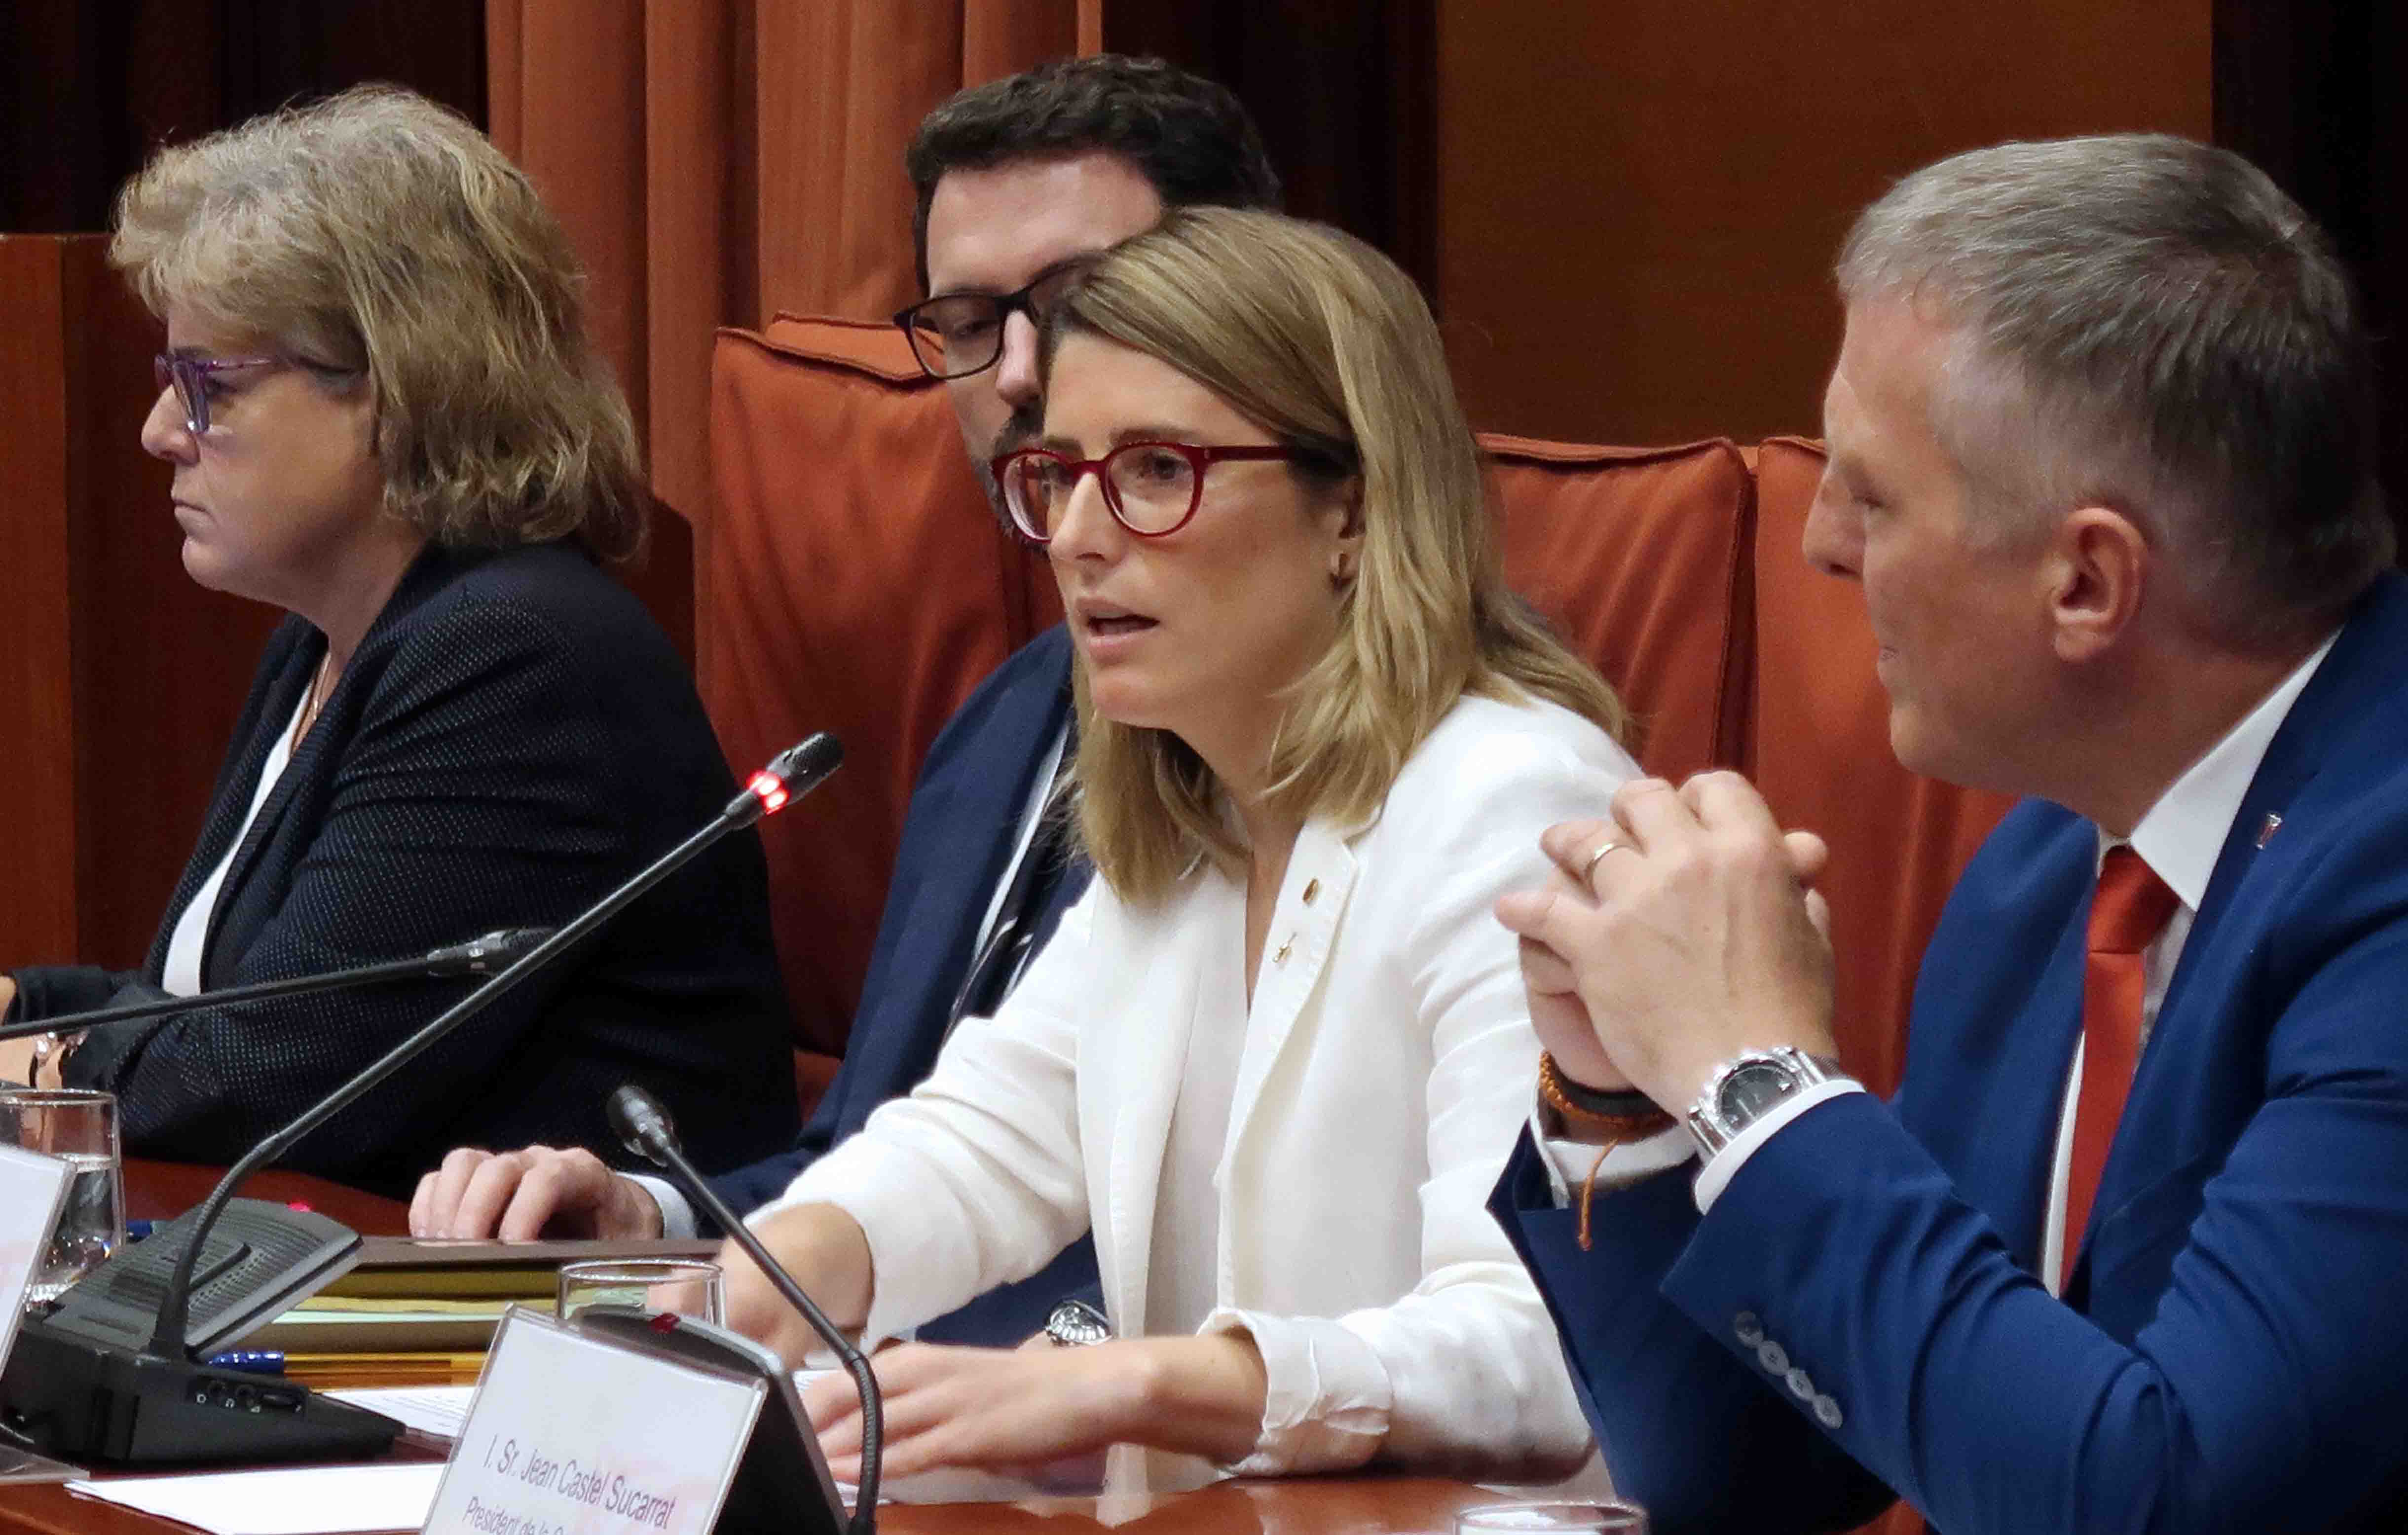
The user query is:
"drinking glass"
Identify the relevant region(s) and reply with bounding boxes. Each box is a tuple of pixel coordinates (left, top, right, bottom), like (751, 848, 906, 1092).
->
(0, 1087, 125, 1308)
(1453, 1502, 1649, 1535)
(555, 1257, 724, 1325)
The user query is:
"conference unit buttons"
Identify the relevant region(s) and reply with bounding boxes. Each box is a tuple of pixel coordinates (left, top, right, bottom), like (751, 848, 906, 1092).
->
(185, 1378, 306, 1415)
(1730, 1310, 1844, 1430)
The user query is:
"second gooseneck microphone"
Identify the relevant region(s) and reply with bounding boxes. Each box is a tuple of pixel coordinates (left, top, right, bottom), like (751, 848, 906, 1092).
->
(608, 1082, 884, 1532)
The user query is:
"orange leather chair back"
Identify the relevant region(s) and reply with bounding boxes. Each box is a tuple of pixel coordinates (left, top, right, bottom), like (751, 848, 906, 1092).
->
(1484, 435, 1754, 781)
(705, 316, 1055, 1075)
(703, 316, 2006, 1111)
(1747, 438, 2013, 1094)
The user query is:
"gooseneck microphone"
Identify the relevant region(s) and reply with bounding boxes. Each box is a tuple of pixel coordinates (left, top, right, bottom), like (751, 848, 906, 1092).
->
(146, 732, 843, 1356)
(608, 1083, 884, 1530)
(0, 733, 842, 1467)
(0, 927, 556, 1043)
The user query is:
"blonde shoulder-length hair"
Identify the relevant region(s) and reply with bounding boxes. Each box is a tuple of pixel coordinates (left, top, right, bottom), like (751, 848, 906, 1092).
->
(1047, 207, 1626, 902)
(110, 84, 645, 563)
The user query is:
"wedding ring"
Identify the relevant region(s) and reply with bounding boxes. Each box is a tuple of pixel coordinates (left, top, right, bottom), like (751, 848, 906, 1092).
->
(1581, 840, 1630, 883)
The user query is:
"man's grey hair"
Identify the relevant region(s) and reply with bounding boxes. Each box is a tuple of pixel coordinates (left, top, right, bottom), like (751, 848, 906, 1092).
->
(1838, 133, 2391, 647)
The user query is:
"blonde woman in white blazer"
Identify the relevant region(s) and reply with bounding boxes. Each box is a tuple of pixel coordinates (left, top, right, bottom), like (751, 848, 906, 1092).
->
(735, 208, 1638, 1482)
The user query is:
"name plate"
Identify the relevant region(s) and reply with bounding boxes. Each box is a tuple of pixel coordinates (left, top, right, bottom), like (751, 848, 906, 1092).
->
(0, 1144, 75, 1484)
(424, 1306, 765, 1535)
(0, 1144, 71, 1348)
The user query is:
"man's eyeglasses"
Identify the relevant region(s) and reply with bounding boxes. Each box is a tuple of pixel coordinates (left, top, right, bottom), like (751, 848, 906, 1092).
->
(990, 441, 1317, 544)
(892, 258, 1093, 381)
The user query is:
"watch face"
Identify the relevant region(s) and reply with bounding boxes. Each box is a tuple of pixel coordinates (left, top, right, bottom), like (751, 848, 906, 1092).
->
(1045, 1299, 1112, 1347)
(1720, 1060, 1799, 1123)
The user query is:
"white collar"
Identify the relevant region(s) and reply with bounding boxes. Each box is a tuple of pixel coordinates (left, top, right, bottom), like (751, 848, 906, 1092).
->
(2108, 630, 2339, 908)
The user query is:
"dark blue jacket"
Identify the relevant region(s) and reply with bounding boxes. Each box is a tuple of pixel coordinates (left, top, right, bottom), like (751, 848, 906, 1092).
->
(1495, 572, 2408, 1534)
(709, 625, 1099, 1342)
(12, 542, 799, 1197)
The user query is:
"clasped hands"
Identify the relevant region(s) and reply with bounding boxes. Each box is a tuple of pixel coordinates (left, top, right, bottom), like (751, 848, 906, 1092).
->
(1494, 770, 1839, 1117)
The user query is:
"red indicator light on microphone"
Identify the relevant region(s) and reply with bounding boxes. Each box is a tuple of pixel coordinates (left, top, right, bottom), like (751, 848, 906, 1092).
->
(747, 771, 790, 814)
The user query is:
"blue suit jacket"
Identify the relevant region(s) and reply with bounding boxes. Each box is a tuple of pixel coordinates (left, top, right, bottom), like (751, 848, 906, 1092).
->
(1494, 572, 2408, 1535)
(709, 625, 1100, 1342)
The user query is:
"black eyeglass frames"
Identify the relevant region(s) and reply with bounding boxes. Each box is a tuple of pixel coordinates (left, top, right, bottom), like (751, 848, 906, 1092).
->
(891, 257, 1094, 381)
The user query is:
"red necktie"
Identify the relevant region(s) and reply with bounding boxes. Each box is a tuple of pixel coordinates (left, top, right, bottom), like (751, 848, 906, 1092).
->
(2062, 846, 2182, 1291)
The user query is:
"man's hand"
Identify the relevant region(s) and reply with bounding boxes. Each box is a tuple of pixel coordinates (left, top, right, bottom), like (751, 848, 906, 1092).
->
(1496, 773, 1838, 1113)
(1513, 851, 1634, 1091)
(801, 1333, 1265, 1479)
(407, 1145, 664, 1240)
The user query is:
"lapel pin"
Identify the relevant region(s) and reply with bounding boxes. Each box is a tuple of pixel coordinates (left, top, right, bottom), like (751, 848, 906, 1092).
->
(2255, 812, 2283, 849)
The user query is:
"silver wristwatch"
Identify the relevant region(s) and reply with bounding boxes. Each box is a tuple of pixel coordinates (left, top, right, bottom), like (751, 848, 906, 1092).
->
(1685, 1046, 1848, 1160)
(1043, 1298, 1112, 1348)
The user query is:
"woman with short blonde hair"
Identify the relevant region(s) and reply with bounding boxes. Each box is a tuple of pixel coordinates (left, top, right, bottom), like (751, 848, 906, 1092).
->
(738, 208, 1634, 1485)
(110, 83, 644, 560)
(0, 86, 797, 1196)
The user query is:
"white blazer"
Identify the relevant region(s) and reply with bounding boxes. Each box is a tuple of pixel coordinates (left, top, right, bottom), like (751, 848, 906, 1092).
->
(766, 692, 1635, 1475)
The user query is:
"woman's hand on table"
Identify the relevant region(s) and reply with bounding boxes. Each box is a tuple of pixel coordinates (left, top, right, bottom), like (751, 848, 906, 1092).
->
(800, 1333, 1267, 1479)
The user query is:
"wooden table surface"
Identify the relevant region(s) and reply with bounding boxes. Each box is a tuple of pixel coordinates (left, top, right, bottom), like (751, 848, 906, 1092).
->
(1, 1163, 1499, 1535)
(121, 1158, 417, 1235)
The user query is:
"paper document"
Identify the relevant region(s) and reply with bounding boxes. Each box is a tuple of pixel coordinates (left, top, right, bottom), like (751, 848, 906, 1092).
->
(66, 1462, 445, 1535)
(324, 1384, 478, 1445)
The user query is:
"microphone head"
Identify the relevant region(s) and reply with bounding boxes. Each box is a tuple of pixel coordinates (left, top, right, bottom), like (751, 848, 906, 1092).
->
(744, 732, 844, 818)
(422, 926, 558, 976)
(606, 1084, 677, 1166)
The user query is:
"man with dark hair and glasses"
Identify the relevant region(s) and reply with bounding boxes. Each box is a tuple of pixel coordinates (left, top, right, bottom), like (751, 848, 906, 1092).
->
(412, 54, 1280, 1348)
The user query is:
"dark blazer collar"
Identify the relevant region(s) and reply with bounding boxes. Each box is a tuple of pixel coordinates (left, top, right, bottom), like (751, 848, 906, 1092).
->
(2179, 570, 2408, 971)
(197, 542, 548, 972)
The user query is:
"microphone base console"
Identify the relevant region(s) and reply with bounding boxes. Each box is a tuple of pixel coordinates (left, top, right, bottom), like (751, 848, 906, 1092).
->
(0, 1322, 400, 1464)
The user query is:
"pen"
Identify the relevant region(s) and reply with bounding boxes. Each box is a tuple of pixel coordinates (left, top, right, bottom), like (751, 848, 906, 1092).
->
(126, 1205, 302, 1241)
(204, 1350, 286, 1376)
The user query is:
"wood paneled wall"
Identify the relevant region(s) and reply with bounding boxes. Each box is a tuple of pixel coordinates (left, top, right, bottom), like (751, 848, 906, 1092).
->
(1429, 2, 2214, 446)
(0, 235, 282, 973)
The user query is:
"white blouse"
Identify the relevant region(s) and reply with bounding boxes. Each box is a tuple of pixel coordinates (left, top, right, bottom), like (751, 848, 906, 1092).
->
(764, 692, 1635, 1476)
(161, 687, 311, 997)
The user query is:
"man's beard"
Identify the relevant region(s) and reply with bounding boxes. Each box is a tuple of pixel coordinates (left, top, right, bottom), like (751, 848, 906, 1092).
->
(976, 399, 1047, 530)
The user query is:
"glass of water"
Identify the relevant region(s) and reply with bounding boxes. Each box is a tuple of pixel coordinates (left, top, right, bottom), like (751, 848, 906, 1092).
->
(556, 1258, 724, 1325)
(0, 1087, 125, 1308)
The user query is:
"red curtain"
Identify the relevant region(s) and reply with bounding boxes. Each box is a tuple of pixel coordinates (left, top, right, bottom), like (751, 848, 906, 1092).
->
(484, 0, 1101, 554)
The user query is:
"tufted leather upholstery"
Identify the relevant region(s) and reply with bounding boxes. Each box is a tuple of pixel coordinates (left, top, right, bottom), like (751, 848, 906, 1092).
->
(704, 316, 2010, 1109)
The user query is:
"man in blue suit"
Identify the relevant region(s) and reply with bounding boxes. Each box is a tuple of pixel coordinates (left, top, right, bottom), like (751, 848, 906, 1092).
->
(410, 58, 1280, 1344)
(1492, 136, 2408, 1533)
